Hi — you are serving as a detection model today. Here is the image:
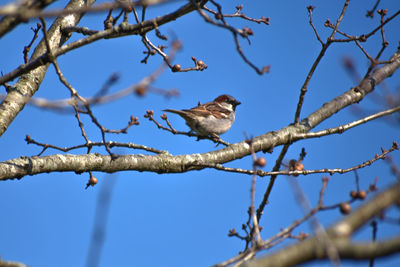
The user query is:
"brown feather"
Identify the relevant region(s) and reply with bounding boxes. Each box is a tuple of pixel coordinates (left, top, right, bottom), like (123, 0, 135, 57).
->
(181, 102, 229, 119)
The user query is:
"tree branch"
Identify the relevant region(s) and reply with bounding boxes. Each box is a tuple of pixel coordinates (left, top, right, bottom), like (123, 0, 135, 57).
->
(0, 0, 207, 85)
(0, 0, 96, 138)
(242, 237, 400, 267)
(0, 0, 56, 38)
(205, 142, 397, 177)
(240, 181, 400, 267)
(0, 48, 399, 180)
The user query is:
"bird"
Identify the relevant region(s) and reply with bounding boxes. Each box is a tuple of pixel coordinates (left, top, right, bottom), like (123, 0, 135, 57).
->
(163, 94, 241, 138)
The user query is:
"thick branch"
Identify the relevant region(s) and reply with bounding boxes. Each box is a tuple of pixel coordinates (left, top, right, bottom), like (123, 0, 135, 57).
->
(0, 259, 28, 267)
(242, 237, 400, 267)
(241, 181, 400, 267)
(0, 49, 399, 180)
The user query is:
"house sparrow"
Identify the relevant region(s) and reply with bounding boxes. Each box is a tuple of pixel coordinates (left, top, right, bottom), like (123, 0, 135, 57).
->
(163, 94, 241, 137)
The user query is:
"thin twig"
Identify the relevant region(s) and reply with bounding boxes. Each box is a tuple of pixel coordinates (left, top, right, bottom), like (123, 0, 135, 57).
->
(191, 0, 268, 75)
(369, 220, 378, 267)
(202, 4, 270, 25)
(256, 144, 289, 222)
(366, 0, 381, 18)
(294, 0, 352, 124)
(25, 135, 167, 155)
(23, 23, 42, 64)
(306, 6, 324, 46)
(145, 110, 230, 146)
(200, 142, 398, 178)
(287, 177, 340, 266)
(0, 1, 208, 85)
(39, 17, 138, 158)
(294, 105, 400, 140)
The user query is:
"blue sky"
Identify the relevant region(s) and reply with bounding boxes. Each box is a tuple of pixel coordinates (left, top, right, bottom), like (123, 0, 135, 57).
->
(1, 1, 400, 266)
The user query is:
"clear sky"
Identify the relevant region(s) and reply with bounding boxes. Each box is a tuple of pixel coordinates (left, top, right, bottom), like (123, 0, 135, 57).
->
(1, 1, 399, 267)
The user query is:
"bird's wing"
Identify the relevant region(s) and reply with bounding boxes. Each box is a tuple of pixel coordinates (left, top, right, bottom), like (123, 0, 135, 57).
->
(188, 102, 230, 119)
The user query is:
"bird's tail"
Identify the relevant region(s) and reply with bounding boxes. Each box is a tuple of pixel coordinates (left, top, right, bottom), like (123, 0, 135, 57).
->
(163, 109, 185, 115)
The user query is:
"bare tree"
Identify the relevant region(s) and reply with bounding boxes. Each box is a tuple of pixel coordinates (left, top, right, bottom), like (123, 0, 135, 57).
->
(0, 1, 399, 266)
